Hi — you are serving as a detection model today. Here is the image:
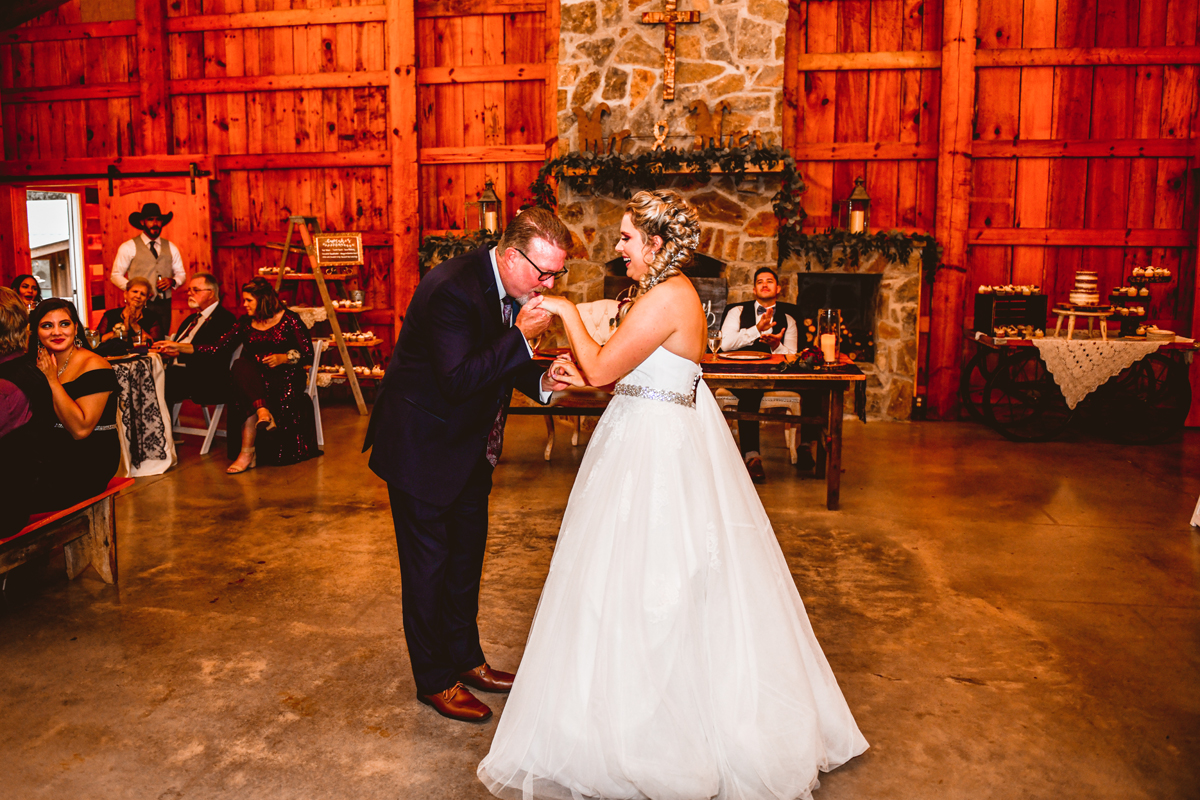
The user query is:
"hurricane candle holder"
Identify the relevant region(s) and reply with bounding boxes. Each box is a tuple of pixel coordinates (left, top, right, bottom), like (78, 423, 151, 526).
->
(817, 308, 841, 364)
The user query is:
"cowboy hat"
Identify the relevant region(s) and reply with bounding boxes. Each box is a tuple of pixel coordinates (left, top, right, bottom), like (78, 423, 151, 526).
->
(129, 202, 174, 230)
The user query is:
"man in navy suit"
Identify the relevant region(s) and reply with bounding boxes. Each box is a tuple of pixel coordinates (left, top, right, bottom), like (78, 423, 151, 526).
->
(365, 207, 578, 722)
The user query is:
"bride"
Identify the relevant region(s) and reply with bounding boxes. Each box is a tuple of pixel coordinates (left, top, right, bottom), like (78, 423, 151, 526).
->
(478, 190, 868, 800)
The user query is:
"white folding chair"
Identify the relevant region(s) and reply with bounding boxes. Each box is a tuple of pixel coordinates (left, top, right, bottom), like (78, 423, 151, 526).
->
(306, 339, 326, 447)
(172, 345, 242, 456)
(715, 389, 800, 464)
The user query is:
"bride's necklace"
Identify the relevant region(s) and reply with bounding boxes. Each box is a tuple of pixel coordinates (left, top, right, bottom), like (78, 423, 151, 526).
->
(56, 347, 74, 378)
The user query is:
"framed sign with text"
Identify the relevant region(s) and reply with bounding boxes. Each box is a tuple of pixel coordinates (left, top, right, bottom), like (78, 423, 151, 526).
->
(313, 232, 364, 267)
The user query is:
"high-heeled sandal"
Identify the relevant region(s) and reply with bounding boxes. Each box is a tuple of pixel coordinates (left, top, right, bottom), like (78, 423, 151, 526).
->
(227, 449, 257, 474)
(255, 411, 277, 432)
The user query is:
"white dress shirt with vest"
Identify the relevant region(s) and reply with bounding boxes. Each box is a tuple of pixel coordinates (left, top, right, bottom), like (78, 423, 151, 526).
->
(111, 234, 186, 298)
(720, 300, 799, 354)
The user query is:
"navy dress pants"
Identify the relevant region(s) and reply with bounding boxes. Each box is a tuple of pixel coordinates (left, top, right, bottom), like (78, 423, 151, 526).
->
(388, 454, 494, 696)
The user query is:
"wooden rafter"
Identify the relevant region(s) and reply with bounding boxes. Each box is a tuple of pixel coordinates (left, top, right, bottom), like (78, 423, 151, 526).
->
(0, 0, 70, 33)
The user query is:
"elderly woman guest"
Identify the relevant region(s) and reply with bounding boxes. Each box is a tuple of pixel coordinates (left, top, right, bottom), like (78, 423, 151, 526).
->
(0, 288, 53, 535)
(96, 276, 162, 345)
(27, 299, 120, 512)
(184, 277, 320, 473)
(10, 274, 42, 311)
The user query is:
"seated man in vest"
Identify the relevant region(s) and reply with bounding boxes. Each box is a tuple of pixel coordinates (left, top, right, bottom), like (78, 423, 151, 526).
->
(719, 267, 804, 483)
(151, 273, 237, 411)
(111, 202, 186, 336)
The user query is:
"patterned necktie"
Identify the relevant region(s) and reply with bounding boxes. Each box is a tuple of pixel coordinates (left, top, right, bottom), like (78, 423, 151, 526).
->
(485, 297, 515, 466)
(175, 314, 198, 343)
(150, 240, 159, 259)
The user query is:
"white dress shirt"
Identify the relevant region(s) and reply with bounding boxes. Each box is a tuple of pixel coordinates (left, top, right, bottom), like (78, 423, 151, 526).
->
(490, 248, 552, 402)
(111, 233, 186, 292)
(720, 301, 799, 354)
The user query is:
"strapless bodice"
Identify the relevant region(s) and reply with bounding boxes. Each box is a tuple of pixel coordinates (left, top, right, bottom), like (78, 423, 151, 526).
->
(614, 347, 702, 405)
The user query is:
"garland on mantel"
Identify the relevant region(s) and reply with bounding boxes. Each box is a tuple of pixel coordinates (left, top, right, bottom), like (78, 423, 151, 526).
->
(417, 229, 498, 272)
(528, 146, 808, 264)
(790, 229, 943, 281)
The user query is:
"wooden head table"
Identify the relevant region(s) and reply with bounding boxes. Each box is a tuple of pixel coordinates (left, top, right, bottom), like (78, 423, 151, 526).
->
(512, 351, 864, 510)
(700, 354, 865, 510)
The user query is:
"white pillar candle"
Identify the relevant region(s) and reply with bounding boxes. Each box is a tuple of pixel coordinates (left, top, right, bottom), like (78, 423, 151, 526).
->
(819, 333, 838, 363)
(484, 210, 498, 232)
(849, 209, 865, 233)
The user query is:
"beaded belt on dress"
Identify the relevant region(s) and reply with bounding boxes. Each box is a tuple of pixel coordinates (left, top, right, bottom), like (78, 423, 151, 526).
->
(613, 383, 695, 408)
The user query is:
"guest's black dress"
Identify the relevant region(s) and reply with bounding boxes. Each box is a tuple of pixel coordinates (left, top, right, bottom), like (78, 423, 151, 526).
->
(31, 368, 121, 513)
(195, 310, 320, 466)
(95, 307, 162, 344)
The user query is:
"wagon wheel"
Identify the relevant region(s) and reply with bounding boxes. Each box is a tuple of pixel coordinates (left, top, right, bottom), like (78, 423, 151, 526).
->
(982, 349, 1074, 442)
(959, 346, 1003, 424)
(1094, 352, 1191, 445)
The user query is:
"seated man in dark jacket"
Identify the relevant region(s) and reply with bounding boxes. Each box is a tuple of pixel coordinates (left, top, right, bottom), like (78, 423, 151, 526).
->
(151, 272, 237, 409)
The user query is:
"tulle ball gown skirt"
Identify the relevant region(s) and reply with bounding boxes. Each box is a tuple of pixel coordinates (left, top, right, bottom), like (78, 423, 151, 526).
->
(478, 356, 868, 800)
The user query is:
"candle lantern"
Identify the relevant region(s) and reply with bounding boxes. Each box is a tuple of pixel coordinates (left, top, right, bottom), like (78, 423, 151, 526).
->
(817, 308, 842, 365)
(840, 177, 871, 234)
(479, 179, 501, 234)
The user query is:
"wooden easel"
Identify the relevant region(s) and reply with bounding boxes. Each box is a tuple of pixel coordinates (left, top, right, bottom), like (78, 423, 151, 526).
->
(271, 216, 368, 416)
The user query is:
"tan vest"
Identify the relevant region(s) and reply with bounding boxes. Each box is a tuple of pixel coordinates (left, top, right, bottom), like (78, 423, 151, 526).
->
(129, 236, 175, 297)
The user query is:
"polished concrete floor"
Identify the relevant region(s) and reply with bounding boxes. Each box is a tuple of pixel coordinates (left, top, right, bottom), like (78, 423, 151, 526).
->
(2, 405, 1198, 800)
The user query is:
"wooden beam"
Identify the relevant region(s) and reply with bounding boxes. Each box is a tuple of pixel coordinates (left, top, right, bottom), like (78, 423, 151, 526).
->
(418, 145, 547, 164)
(791, 142, 939, 160)
(389, 0, 420, 331)
(0, 155, 214, 179)
(0, 83, 140, 104)
(215, 231, 392, 247)
(1, 20, 137, 43)
(1189, 167, 1200, 427)
(0, 0, 70, 33)
(972, 139, 1196, 158)
(976, 46, 1200, 67)
(166, 7, 387, 32)
(168, 72, 389, 95)
(544, 0, 561, 160)
(795, 50, 942, 71)
(928, 0, 977, 420)
(0, 186, 31, 285)
(215, 152, 390, 170)
(781, 1, 802, 152)
(416, 0, 545, 18)
(417, 63, 549, 85)
(136, 0, 171, 156)
(967, 227, 1193, 247)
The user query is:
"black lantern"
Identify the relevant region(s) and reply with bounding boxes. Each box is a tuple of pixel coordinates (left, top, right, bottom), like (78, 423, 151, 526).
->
(841, 177, 871, 234)
(479, 179, 501, 234)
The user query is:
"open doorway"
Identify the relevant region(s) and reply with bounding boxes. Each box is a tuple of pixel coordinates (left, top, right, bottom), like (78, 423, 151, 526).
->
(27, 190, 87, 312)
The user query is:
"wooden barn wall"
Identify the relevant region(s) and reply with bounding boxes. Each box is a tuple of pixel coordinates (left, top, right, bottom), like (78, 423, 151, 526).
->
(785, 0, 1200, 420)
(0, 0, 559, 361)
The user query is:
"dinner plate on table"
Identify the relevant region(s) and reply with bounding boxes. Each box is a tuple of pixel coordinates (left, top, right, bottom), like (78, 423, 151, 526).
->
(718, 351, 772, 361)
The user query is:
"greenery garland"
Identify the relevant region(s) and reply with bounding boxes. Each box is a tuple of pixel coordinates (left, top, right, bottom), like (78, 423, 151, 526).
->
(416, 229, 499, 272)
(526, 146, 807, 264)
(789, 229, 943, 280)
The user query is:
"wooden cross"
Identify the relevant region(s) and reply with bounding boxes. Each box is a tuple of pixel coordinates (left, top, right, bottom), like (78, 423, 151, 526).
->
(641, 0, 700, 101)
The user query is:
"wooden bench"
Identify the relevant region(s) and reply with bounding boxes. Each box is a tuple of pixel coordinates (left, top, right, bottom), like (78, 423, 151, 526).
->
(0, 476, 133, 585)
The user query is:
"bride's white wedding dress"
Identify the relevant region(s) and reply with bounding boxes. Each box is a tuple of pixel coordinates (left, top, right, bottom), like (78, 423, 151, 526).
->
(479, 347, 868, 800)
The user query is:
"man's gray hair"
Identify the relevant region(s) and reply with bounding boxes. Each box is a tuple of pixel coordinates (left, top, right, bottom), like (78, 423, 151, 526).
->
(496, 207, 573, 256)
(191, 271, 220, 299)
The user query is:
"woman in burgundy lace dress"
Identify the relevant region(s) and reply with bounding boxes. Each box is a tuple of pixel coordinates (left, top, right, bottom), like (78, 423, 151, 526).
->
(192, 277, 320, 473)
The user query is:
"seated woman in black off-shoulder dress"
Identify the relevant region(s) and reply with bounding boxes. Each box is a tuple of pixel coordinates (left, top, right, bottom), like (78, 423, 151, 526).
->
(159, 277, 320, 474)
(28, 299, 121, 512)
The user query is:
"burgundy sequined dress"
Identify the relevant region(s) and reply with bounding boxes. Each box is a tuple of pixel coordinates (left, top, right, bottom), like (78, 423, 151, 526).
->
(195, 310, 321, 466)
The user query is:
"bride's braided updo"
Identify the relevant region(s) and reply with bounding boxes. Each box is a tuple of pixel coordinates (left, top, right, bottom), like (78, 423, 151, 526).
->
(626, 189, 700, 292)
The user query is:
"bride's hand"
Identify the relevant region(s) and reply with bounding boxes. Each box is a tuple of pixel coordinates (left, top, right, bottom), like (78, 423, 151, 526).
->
(544, 357, 584, 390)
(536, 294, 574, 317)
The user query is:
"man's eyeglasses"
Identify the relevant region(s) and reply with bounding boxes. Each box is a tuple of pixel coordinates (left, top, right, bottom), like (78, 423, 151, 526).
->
(186, 287, 213, 294)
(513, 247, 568, 281)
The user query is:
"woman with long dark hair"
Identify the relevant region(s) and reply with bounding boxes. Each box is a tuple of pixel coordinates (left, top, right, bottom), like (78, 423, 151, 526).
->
(10, 274, 42, 312)
(27, 298, 120, 511)
(192, 277, 320, 473)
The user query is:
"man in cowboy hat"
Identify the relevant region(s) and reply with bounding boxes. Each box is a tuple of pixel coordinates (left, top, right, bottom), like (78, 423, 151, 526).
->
(111, 202, 187, 335)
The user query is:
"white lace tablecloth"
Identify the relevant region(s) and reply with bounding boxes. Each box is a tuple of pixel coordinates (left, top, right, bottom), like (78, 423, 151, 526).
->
(289, 305, 327, 329)
(1031, 339, 1162, 409)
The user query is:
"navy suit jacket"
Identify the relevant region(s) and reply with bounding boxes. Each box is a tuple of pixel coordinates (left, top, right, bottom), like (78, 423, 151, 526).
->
(364, 246, 547, 505)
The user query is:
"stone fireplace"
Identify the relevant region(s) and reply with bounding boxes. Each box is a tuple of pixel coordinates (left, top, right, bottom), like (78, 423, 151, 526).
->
(551, 0, 921, 420)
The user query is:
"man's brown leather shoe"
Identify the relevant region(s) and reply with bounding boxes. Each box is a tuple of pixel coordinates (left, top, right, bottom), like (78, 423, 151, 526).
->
(417, 682, 493, 722)
(459, 663, 515, 693)
(745, 455, 766, 484)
